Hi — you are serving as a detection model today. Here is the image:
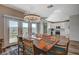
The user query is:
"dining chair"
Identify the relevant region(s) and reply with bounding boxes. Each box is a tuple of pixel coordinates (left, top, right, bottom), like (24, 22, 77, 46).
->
(55, 38, 70, 55)
(47, 38, 70, 55)
(23, 39, 49, 55)
(23, 39, 34, 55)
(18, 36, 25, 55)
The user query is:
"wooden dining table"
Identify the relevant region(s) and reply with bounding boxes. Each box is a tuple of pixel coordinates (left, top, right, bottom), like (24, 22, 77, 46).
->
(30, 35, 60, 53)
(20, 34, 69, 55)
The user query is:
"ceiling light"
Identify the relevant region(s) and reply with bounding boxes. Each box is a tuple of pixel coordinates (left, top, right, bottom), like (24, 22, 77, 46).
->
(24, 14, 41, 22)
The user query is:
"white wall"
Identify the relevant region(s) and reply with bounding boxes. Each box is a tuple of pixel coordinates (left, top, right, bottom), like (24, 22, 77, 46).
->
(70, 14, 79, 41)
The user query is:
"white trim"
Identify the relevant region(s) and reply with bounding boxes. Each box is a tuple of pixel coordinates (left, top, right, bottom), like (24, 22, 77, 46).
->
(4, 14, 23, 20)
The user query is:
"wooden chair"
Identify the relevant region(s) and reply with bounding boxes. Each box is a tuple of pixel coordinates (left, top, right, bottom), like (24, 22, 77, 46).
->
(36, 34, 41, 37)
(18, 36, 25, 55)
(55, 38, 70, 55)
(47, 37, 70, 55)
(18, 37, 46, 55)
(23, 39, 47, 55)
(23, 39, 34, 55)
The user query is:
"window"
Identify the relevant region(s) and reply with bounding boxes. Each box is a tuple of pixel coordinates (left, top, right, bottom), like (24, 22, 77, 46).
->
(32, 23, 37, 35)
(22, 23, 28, 38)
(9, 21, 18, 43)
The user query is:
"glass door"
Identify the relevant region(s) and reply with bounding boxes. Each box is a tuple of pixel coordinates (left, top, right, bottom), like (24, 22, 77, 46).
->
(22, 22, 28, 38)
(32, 23, 37, 36)
(9, 21, 18, 43)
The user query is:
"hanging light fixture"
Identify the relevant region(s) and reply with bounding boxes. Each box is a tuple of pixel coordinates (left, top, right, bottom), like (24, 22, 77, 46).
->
(24, 14, 41, 22)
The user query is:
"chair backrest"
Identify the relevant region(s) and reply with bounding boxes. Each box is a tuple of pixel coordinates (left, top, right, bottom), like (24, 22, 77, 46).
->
(54, 37, 70, 55)
(18, 37, 25, 55)
(59, 37, 70, 54)
(23, 39, 34, 55)
(46, 37, 70, 55)
(36, 34, 42, 38)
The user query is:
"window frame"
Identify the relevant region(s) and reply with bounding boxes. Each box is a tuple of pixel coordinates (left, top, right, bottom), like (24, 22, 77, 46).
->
(22, 22, 29, 38)
(31, 22, 38, 35)
(8, 18, 19, 44)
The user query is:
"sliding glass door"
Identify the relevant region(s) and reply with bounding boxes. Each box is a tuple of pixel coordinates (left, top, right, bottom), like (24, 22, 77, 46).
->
(9, 21, 18, 43)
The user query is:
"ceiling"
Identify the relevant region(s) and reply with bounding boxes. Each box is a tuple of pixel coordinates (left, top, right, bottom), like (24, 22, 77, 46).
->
(4, 4, 55, 17)
(3, 4, 79, 22)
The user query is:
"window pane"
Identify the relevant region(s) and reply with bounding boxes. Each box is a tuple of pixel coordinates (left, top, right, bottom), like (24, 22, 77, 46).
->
(22, 23, 28, 38)
(32, 23, 37, 35)
(9, 21, 18, 43)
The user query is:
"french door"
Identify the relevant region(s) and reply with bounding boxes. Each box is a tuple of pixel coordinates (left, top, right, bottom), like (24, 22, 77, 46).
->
(22, 22, 28, 38)
(9, 21, 18, 43)
(32, 23, 37, 36)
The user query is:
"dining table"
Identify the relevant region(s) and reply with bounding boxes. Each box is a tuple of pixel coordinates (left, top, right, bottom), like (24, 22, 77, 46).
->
(27, 35, 60, 54)
(19, 34, 69, 55)
(18, 34, 69, 55)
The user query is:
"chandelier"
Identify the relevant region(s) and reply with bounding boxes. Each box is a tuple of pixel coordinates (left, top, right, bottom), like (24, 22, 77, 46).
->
(24, 14, 41, 22)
